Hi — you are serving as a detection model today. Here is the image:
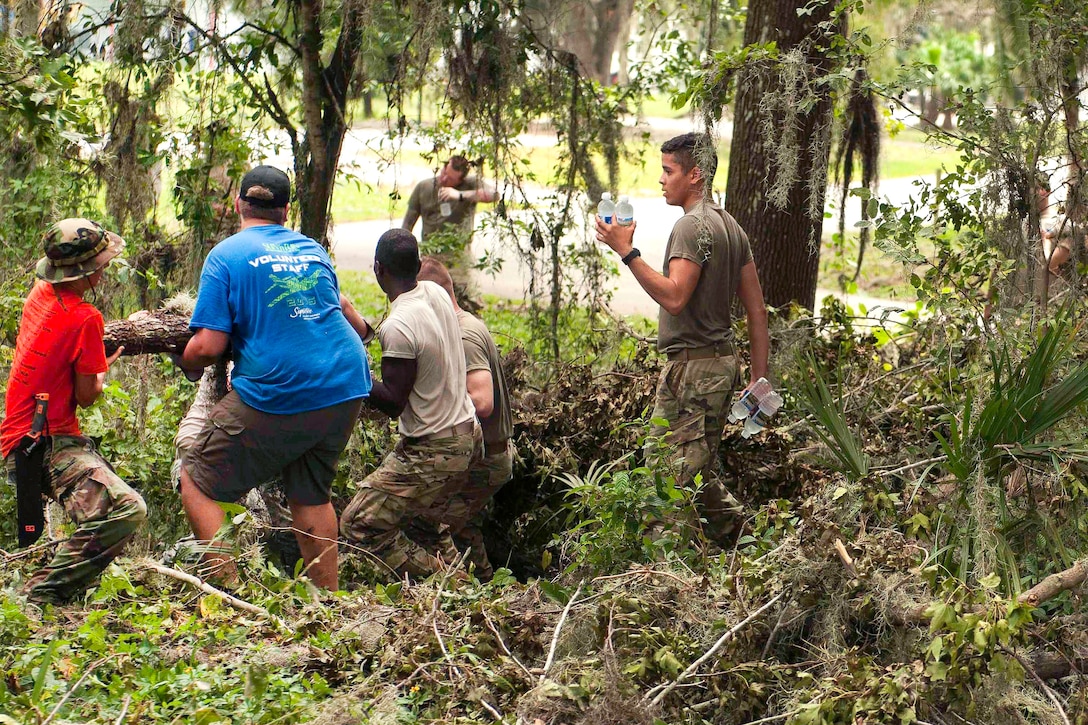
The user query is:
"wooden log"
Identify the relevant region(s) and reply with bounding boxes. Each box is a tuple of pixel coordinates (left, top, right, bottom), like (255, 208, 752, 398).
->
(1030, 650, 1088, 680)
(103, 311, 192, 356)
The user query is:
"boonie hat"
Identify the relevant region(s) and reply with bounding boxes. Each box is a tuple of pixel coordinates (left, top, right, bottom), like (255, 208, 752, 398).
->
(239, 165, 291, 208)
(36, 218, 126, 283)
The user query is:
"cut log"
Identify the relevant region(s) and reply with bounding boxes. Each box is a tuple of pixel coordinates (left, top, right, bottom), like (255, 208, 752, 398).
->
(104, 311, 193, 357)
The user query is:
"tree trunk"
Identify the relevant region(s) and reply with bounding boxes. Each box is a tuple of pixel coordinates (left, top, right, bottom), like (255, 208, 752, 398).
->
(723, 0, 836, 312)
(294, 0, 368, 247)
(525, 0, 635, 85)
(103, 311, 193, 357)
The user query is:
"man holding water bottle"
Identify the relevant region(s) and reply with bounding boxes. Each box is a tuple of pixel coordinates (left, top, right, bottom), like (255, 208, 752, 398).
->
(595, 132, 770, 545)
(402, 155, 497, 299)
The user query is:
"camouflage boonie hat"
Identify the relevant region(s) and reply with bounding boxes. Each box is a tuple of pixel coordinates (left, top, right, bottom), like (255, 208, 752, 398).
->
(36, 218, 126, 283)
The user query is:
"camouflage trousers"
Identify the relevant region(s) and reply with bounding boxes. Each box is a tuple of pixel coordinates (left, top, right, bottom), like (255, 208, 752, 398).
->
(414, 443, 513, 580)
(6, 436, 147, 604)
(340, 425, 482, 577)
(649, 355, 744, 543)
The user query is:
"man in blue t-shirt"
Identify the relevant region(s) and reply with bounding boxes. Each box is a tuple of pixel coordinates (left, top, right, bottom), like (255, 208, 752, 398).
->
(179, 165, 371, 590)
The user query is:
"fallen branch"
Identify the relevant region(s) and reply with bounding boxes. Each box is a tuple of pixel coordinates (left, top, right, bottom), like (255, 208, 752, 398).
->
(104, 311, 193, 356)
(876, 455, 948, 478)
(1019, 559, 1088, 608)
(540, 580, 584, 683)
(1, 538, 64, 561)
(646, 592, 785, 706)
(140, 558, 288, 629)
(888, 558, 1088, 626)
(483, 609, 533, 679)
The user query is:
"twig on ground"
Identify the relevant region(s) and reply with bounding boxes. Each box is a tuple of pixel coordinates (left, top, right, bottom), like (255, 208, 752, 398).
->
(593, 567, 692, 588)
(140, 558, 288, 629)
(41, 655, 112, 725)
(646, 592, 785, 706)
(482, 609, 533, 679)
(113, 694, 132, 725)
(1006, 648, 1071, 725)
(1, 538, 64, 561)
(431, 549, 470, 679)
(479, 698, 503, 721)
(833, 538, 857, 577)
(761, 599, 792, 659)
(738, 713, 794, 725)
(876, 455, 948, 478)
(540, 580, 584, 682)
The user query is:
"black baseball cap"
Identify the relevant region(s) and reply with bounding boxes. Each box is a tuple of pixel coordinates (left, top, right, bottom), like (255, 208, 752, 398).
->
(239, 165, 291, 208)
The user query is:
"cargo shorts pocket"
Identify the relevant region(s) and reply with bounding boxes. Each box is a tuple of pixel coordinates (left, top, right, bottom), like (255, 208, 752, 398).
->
(209, 403, 246, 436)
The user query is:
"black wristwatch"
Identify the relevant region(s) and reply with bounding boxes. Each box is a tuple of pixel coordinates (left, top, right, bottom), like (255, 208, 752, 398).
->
(621, 248, 641, 265)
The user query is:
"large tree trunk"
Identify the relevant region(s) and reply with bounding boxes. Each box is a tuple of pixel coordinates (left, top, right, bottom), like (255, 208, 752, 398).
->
(724, 0, 836, 312)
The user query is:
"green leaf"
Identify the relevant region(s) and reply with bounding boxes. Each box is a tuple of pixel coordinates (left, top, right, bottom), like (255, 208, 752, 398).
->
(538, 580, 571, 605)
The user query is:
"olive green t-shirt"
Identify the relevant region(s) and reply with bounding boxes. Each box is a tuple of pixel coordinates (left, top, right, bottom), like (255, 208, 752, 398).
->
(406, 174, 481, 241)
(457, 309, 512, 445)
(658, 200, 754, 355)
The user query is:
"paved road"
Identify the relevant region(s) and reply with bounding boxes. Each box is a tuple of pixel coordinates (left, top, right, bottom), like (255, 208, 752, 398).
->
(328, 182, 925, 321)
(310, 117, 929, 321)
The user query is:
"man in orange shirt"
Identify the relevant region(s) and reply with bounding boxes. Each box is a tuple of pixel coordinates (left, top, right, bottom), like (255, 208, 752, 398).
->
(1, 219, 146, 604)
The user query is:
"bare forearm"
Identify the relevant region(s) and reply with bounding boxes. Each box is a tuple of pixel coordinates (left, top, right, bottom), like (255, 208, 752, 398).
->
(746, 305, 769, 381)
(340, 295, 373, 343)
(628, 258, 688, 316)
(182, 329, 230, 370)
(365, 383, 404, 418)
(465, 187, 495, 203)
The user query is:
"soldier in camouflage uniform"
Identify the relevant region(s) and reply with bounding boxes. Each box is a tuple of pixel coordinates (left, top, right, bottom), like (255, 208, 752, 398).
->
(1, 219, 147, 604)
(340, 230, 482, 578)
(413, 258, 513, 580)
(596, 133, 770, 543)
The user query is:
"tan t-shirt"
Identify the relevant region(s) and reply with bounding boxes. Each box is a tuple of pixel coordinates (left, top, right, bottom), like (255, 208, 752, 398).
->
(407, 174, 481, 241)
(379, 281, 476, 437)
(658, 200, 754, 354)
(457, 309, 512, 445)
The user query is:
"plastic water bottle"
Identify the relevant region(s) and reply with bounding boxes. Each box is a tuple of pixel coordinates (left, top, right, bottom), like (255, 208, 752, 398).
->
(742, 390, 783, 438)
(616, 195, 634, 226)
(728, 377, 772, 424)
(597, 192, 615, 223)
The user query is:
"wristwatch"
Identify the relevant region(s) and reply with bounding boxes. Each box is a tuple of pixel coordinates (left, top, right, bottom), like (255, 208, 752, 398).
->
(459, 191, 464, 202)
(621, 248, 641, 265)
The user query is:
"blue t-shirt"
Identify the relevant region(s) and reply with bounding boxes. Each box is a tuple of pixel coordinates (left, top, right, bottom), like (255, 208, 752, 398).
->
(190, 224, 371, 414)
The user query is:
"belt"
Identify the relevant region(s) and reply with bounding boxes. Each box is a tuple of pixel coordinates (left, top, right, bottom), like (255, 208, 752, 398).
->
(666, 341, 734, 362)
(406, 419, 475, 444)
(484, 439, 509, 457)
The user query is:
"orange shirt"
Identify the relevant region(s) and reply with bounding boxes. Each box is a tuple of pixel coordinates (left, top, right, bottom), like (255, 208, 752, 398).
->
(0, 281, 108, 458)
